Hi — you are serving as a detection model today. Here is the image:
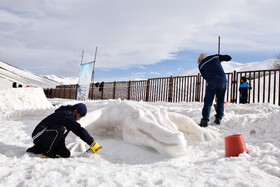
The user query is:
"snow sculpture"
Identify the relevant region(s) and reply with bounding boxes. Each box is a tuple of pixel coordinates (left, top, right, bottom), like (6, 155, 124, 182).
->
(68, 100, 220, 157)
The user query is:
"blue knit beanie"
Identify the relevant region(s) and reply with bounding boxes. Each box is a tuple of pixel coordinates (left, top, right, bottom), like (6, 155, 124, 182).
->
(73, 103, 87, 116)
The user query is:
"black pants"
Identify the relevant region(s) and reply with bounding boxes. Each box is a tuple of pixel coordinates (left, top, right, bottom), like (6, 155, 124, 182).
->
(32, 125, 70, 158)
(240, 97, 248, 104)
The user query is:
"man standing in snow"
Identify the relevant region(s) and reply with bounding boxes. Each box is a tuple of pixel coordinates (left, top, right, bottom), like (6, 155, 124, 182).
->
(26, 103, 102, 158)
(197, 53, 232, 127)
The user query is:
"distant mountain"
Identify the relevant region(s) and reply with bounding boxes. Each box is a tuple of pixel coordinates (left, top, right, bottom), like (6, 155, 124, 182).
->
(0, 60, 61, 90)
(43, 75, 79, 85)
(180, 59, 276, 76)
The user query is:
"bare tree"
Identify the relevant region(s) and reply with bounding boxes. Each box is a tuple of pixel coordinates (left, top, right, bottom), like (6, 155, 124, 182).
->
(273, 54, 280, 69)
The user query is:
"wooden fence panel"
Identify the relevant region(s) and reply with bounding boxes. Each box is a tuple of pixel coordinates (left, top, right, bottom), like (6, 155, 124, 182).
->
(45, 69, 280, 106)
(103, 82, 114, 100)
(148, 78, 169, 102)
(90, 83, 102, 100)
(130, 80, 147, 101)
(115, 82, 129, 100)
(171, 76, 197, 102)
(236, 70, 280, 104)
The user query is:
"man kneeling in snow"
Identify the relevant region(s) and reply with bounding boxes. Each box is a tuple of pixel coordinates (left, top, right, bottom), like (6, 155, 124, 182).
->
(27, 103, 102, 158)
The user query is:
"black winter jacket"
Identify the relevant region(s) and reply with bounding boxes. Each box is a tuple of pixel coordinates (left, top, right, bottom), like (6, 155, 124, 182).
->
(199, 54, 231, 82)
(32, 105, 94, 146)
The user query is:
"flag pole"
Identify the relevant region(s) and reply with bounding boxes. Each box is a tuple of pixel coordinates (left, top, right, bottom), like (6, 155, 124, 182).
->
(91, 46, 98, 83)
(218, 36, 221, 54)
(77, 50, 85, 100)
(80, 50, 84, 65)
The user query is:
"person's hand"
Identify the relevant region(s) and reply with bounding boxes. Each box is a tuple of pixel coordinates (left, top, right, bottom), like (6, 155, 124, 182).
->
(90, 141, 102, 153)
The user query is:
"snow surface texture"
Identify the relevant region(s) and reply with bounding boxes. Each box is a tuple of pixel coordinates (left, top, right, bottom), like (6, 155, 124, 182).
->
(68, 100, 219, 157)
(0, 88, 53, 119)
(0, 88, 280, 186)
(0, 88, 218, 158)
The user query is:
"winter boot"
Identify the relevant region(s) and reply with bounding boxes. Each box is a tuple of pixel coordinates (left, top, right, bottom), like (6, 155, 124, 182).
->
(199, 118, 209, 127)
(26, 144, 42, 154)
(41, 152, 61, 158)
(214, 117, 221, 125)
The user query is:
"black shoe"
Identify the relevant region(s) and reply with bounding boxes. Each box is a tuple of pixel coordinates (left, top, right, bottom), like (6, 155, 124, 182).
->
(26, 144, 42, 154)
(214, 118, 221, 125)
(199, 119, 209, 127)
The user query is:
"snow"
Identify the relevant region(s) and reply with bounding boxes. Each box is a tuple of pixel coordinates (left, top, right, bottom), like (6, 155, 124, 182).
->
(0, 88, 279, 186)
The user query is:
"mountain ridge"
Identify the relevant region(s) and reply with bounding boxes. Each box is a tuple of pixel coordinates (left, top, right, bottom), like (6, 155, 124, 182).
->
(0, 60, 61, 90)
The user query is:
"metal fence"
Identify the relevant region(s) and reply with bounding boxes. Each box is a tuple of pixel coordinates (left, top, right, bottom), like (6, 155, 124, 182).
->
(44, 69, 280, 106)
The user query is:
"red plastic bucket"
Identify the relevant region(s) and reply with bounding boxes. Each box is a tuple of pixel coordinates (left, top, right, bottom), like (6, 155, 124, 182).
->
(225, 134, 248, 157)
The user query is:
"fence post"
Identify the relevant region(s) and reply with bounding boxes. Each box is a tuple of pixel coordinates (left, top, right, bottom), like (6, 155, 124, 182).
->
(63, 86, 66, 99)
(146, 79, 150, 101)
(91, 83, 94, 100)
(128, 80, 131, 100)
(168, 76, 173, 102)
(74, 84, 78, 100)
(231, 70, 237, 103)
(195, 73, 201, 101)
(101, 85, 104, 100)
(49, 88, 52, 98)
(88, 83, 92, 100)
(113, 81, 116, 99)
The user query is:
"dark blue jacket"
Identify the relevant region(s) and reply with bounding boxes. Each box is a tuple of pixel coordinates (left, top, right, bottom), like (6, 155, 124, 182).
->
(239, 82, 252, 99)
(32, 105, 94, 146)
(198, 54, 232, 81)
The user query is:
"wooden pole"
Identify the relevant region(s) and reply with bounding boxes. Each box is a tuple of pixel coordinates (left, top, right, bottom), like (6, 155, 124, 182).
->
(218, 36, 221, 54)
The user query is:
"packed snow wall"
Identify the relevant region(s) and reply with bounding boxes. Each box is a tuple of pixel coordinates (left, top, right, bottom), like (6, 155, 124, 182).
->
(0, 88, 53, 119)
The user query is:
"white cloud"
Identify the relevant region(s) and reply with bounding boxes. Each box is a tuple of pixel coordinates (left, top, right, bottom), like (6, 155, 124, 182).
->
(165, 72, 173, 76)
(150, 72, 160, 75)
(0, 0, 280, 77)
(135, 72, 146, 75)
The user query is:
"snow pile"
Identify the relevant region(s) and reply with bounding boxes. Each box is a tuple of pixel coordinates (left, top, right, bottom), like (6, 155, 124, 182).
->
(0, 90, 280, 186)
(0, 88, 53, 119)
(68, 100, 219, 157)
(0, 89, 219, 158)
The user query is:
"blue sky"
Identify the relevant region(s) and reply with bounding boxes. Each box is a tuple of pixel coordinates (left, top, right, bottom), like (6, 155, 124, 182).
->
(0, 0, 279, 83)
